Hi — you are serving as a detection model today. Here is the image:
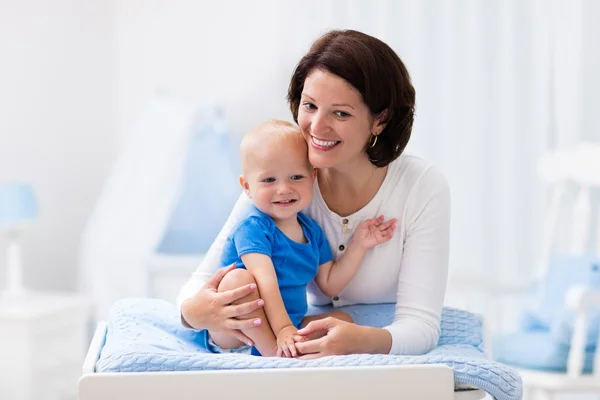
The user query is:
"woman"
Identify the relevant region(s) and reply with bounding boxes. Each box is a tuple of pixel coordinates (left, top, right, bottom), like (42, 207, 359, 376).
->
(177, 29, 450, 357)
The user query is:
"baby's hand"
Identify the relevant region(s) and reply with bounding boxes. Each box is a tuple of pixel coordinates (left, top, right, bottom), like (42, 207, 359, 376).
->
(276, 325, 299, 358)
(353, 216, 397, 249)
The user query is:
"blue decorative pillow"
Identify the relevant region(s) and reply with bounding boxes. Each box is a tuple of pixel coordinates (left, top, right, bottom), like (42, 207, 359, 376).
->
(550, 308, 600, 348)
(522, 254, 600, 347)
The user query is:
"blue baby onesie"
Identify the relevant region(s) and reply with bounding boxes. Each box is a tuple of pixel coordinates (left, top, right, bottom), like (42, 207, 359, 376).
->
(220, 204, 333, 328)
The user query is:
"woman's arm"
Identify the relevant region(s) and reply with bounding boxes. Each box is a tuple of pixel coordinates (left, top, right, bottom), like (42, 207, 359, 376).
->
(176, 192, 252, 311)
(296, 166, 450, 357)
(382, 166, 451, 355)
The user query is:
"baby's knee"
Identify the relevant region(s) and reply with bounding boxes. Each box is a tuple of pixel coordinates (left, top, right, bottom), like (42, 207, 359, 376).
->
(217, 268, 256, 292)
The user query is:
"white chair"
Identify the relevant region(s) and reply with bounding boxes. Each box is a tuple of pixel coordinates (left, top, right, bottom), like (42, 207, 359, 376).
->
(518, 143, 600, 399)
(448, 143, 600, 399)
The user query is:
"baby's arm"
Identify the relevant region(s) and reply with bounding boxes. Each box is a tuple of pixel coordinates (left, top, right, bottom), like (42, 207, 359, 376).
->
(241, 253, 298, 357)
(315, 216, 396, 297)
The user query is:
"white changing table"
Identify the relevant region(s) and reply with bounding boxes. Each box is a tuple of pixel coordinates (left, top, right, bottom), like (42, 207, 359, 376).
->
(78, 323, 487, 400)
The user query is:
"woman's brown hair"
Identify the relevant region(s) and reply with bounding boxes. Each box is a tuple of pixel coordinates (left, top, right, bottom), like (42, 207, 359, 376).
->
(287, 30, 415, 168)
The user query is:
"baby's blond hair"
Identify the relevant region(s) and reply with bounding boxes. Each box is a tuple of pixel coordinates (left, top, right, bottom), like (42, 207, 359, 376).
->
(240, 119, 308, 173)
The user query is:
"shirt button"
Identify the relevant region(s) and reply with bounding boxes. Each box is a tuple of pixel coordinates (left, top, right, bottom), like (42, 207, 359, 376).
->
(342, 218, 349, 224)
(333, 296, 340, 301)
(338, 244, 345, 251)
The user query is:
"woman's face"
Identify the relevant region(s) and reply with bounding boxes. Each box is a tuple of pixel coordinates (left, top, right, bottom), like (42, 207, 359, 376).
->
(297, 69, 379, 169)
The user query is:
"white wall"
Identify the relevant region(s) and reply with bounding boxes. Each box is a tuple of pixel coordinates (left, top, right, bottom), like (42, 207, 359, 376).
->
(0, 0, 115, 291)
(582, 0, 600, 141)
(115, 0, 296, 144)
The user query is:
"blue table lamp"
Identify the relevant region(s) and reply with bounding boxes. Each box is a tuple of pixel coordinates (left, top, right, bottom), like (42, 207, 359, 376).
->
(0, 182, 39, 300)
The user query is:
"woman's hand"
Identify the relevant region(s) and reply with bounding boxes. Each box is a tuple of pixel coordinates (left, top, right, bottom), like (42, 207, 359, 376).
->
(181, 264, 264, 346)
(353, 216, 397, 249)
(293, 317, 363, 359)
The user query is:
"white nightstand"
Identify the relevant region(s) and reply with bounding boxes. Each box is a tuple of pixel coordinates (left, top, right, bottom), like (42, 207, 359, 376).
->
(0, 292, 91, 400)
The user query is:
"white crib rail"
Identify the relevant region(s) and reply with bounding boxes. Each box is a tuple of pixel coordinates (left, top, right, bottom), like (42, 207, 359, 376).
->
(565, 286, 600, 378)
(570, 186, 592, 256)
(537, 183, 566, 281)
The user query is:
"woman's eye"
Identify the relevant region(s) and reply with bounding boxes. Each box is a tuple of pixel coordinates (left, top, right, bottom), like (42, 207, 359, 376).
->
(302, 102, 316, 110)
(335, 111, 351, 118)
(263, 178, 275, 183)
(291, 175, 304, 181)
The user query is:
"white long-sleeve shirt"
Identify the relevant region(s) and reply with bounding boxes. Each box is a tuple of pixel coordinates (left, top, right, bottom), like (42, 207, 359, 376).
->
(177, 153, 451, 355)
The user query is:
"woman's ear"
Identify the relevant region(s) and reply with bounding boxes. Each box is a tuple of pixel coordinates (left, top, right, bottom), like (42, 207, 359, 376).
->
(239, 176, 251, 198)
(372, 109, 389, 134)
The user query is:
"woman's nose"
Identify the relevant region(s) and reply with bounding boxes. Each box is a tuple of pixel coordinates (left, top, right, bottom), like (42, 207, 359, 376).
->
(310, 111, 329, 135)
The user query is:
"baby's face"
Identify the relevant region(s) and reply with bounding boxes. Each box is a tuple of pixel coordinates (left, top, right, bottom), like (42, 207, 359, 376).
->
(241, 139, 315, 222)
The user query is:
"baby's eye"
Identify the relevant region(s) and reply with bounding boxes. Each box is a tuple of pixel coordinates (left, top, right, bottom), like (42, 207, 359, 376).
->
(291, 175, 304, 181)
(302, 102, 317, 110)
(263, 177, 275, 183)
(335, 111, 351, 118)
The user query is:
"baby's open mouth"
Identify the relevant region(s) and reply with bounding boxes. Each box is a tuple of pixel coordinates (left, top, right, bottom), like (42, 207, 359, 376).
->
(274, 199, 297, 205)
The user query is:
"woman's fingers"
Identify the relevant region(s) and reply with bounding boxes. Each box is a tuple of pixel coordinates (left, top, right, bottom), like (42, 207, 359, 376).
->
(218, 283, 258, 305)
(293, 335, 307, 343)
(297, 318, 333, 336)
(224, 317, 262, 330)
(294, 336, 326, 355)
(224, 299, 264, 318)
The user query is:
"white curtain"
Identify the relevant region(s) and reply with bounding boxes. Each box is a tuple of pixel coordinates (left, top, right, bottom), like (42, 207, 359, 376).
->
(79, 93, 198, 319)
(275, 0, 584, 285)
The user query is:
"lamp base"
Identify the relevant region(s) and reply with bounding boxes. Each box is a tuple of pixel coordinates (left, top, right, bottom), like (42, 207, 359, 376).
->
(2, 232, 30, 307)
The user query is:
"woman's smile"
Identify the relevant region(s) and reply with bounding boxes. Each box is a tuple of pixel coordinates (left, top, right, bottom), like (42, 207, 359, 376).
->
(310, 135, 341, 151)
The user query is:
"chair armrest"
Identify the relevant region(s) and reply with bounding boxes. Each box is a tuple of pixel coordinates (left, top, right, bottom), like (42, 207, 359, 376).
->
(565, 285, 600, 377)
(566, 285, 600, 310)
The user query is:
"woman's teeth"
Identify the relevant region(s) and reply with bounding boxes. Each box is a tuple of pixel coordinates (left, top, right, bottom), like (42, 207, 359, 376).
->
(312, 137, 339, 147)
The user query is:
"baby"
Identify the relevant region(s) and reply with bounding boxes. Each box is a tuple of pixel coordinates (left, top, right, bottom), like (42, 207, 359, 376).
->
(208, 119, 396, 357)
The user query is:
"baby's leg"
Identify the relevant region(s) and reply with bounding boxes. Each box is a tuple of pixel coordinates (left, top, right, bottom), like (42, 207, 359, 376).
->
(300, 311, 354, 340)
(209, 268, 278, 356)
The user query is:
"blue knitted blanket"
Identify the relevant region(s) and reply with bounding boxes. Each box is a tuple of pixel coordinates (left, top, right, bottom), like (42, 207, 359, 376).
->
(96, 299, 521, 400)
